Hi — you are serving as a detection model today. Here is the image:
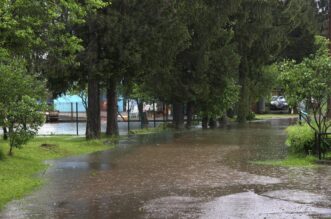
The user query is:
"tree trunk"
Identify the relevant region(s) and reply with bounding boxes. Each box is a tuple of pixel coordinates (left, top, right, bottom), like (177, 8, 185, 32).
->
(202, 116, 208, 129)
(172, 102, 184, 129)
(86, 78, 101, 139)
(3, 127, 8, 140)
(327, 98, 331, 119)
(106, 78, 119, 136)
(8, 127, 13, 156)
(237, 56, 249, 123)
(328, 0, 331, 119)
(185, 102, 193, 129)
(257, 97, 266, 114)
(209, 118, 217, 128)
(218, 116, 228, 127)
(137, 100, 148, 128)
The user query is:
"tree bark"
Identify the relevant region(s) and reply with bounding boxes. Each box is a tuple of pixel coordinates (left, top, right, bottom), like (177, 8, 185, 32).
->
(237, 56, 249, 123)
(86, 78, 101, 139)
(327, 98, 331, 119)
(185, 102, 193, 129)
(218, 116, 228, 127)
(106, 78, 119, 136)
(257, 97, 266, 114)
(8, 127, 13, 156)
(202, 116, 208, 129)
(172, 102, 184, 129)
(209, 118, 217, 128)
(3, 127, 8, 140)
(137, 100, 148, 128)
(85, 16, 101, 140)
(328, 0, 331, 119)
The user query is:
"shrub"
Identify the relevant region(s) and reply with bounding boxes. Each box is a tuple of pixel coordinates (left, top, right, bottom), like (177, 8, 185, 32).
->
(285, 124, 315, 154)
(246, 111, 256, 121)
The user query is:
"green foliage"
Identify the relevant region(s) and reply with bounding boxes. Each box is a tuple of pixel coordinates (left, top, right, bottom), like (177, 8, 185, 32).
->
(0, 57, 47, 155)
(278, 36, 331, 134)
(234, 0, 319, 122)
(6, 96, 46, 154)
(246, 111, 256, 121)
(285, 124, 315, 154)
(0, 0, 107, 95)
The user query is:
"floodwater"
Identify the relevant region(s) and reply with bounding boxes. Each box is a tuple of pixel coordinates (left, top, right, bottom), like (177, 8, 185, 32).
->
(38, 121, 164, 136)
(1, 119, 331, 219)
(0, 121, 164, 136)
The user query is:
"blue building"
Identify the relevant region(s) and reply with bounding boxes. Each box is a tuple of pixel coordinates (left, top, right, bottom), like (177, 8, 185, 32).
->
(54, 95, 124, 112)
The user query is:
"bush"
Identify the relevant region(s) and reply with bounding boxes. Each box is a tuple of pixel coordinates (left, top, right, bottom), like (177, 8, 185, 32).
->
(285, 124, 315, 154)
(246, 111, 256, 121)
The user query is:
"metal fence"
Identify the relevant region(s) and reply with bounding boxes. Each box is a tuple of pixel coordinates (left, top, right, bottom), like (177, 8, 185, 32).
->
(41, 101, 200, 136)
(316, 132, 331, 160)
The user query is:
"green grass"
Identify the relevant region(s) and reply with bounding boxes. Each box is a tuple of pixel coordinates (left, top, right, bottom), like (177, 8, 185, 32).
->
(0, 136, 114, 210)
(251, 155, 318, 167)
(129, 126, 169, 135)
(255, 114, 298, 120)
(227, 114, 297, 122)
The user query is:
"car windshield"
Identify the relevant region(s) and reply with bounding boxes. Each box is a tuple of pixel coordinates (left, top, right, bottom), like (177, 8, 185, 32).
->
(271, 96, 278, 101)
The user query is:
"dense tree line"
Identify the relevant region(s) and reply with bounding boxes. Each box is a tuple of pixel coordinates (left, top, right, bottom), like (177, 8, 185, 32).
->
(0, 0, 324, 141)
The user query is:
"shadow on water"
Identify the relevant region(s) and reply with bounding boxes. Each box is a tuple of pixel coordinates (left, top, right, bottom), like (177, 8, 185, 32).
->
(1, 118, 331, 219)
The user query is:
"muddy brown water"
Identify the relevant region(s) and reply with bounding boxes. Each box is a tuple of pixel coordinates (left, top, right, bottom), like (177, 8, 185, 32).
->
(1, 119, 331, 219)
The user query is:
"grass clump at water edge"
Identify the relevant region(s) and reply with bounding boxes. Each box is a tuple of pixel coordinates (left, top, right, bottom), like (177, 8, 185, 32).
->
(0, 136, 114, 210)
(129, 124, 170, 135)
(252, 155, 318, 167)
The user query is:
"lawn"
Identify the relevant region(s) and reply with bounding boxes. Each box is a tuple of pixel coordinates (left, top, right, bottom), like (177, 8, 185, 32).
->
(0, 136, 114, 210)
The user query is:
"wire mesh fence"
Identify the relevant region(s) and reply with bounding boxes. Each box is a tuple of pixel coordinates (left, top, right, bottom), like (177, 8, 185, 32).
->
(0, 101, 200, 136)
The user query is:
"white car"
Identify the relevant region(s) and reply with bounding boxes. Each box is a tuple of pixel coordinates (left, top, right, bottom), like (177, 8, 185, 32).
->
(270, 96, 288, 110)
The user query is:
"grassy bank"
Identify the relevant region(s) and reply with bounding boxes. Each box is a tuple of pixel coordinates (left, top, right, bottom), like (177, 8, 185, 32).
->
(0, 136, 114, 210)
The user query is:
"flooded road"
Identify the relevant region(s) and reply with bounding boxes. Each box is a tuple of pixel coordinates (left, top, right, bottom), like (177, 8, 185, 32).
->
(1, 119, 331, 218)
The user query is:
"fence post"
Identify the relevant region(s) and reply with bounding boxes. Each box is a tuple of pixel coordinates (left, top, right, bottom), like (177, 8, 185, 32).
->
(165, 104, 168, 122)
(127, 100, 130, 134)
(318, 133, 322, 160)
(71, 102, 74, 121)
(76, 102, 79, 136)
(163, 103, 165, 123)
(153, 101, 156, 128)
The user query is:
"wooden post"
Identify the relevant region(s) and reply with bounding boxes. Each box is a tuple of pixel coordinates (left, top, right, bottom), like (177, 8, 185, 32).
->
(163, 103, 166, 123)
(71, 102, 74, 121)
(318, 133, 322, 160)
(127, 100, 130, 133)
(153, 101, 156, 128)
(76, 102, 79, 136)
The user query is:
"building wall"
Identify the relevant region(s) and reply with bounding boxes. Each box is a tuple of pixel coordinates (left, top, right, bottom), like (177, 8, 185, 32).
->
(54, 95, 124, 112)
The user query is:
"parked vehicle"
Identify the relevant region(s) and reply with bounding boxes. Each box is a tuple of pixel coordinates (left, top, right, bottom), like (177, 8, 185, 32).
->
(270, 96, 289, 110)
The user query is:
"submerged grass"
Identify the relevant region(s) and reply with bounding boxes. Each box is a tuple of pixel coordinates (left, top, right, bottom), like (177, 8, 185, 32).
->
(254, 114, 298, 120)
(252, 155, 318, 167)
(0, 136, 114, 210)
(129, 126, 169, 135)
